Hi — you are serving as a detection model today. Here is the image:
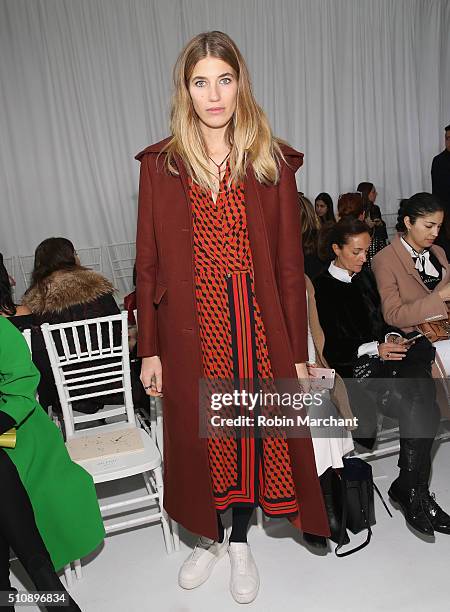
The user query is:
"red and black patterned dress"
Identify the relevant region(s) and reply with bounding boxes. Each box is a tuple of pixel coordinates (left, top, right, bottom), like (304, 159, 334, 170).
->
(190, 164, 299, 518)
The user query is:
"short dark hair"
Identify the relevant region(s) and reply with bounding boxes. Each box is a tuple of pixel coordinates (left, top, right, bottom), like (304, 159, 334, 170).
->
(445, 124, 450, 132)
(337, 193, 364, 219)
(396, 192, 444, 232)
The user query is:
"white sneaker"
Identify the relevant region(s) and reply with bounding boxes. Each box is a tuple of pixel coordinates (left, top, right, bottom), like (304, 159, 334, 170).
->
(178, 535, 228, 589)
(228, 542, 260, 604)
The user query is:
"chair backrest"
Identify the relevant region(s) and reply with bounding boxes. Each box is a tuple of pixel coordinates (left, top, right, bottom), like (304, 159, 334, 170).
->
(77, 246, 103, 273)
(18, 254, 34, 288)
(383, 212, 398, 240)
(106, 242, 136, 294)
(41, 312, 135, 437)
(3, 255, 14, 279)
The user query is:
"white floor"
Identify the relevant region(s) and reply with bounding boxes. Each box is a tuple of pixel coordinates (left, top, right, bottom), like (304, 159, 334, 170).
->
(11, 440, 450, 612)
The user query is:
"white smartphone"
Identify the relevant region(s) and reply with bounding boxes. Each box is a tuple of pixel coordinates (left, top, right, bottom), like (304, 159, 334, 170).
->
(403, 332, 425, 345)
(308, 367, 335, 390)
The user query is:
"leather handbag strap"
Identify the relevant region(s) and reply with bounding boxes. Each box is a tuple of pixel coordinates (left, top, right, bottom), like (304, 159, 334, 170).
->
(334, 476, 392, 557)
(373, 481, 393, 518)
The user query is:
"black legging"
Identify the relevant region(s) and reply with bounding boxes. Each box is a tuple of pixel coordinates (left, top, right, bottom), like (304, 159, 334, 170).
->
(385, 365, 440, 485)
(0, 451, 82, 612)
(0, 450, 54, 591)
(357, 363, 441, 484)
(383, 363, 440, 439)
(217, 507, 254, 543)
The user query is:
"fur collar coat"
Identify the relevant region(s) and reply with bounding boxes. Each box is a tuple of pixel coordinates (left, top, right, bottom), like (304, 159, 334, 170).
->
(22, 268, 115, 315)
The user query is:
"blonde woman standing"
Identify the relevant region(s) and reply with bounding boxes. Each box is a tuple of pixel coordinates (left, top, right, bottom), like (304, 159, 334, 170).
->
(135, 31, 329, 604)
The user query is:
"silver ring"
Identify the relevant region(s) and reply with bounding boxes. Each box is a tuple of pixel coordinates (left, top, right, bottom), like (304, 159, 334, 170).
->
(386, 352, 390, 358)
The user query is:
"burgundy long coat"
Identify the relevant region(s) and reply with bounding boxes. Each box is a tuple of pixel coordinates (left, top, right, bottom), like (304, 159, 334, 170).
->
(135, 138, 329, 539)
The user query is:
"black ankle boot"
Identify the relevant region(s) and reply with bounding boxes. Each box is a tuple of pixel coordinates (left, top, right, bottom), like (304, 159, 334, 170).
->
(321, 469, 350, 545)
(25, 556, 82, 611)
(391, 438, 434, 536)
(388, 478, 434, 536)
(414, 442, 450, 535)
(418, 488, 450, 535)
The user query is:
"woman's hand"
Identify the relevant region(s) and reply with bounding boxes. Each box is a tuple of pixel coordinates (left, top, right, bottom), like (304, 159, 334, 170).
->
(140, 356, 163, 397)
(438, 284, 450, 302)
(378, 342, 408, 361)
(295, 362, 311, 393)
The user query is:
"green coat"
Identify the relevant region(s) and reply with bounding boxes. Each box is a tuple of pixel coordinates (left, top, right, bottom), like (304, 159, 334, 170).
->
(0, 317, 105, 570)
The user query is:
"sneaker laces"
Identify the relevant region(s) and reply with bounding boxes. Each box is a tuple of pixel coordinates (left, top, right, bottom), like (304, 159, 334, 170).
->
(428, 492, 444, 511)
(424, 491, 447, 515)
(189, 537, 216, 562)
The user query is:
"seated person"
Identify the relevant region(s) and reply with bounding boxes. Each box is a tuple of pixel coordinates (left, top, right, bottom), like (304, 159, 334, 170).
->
(0, 317, 104, 610)
(357, 181, 388, 243)
(372, 193, 450, 377)
(337, 192, 385, 267)
(16, 237, 120, 413)
(337, 192, 365, 221)
(314, 217, 450, 537)
(298, 193, 326, 280)
(0, 254, 31, 319)
(314, 192, 336, 225)
(303, 275, 354, 548)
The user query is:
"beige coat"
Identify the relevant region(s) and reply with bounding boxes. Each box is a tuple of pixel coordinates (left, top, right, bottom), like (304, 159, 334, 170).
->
(372, 234, 449, 332)
(372, 234, 449, 415)
(305, 276, 354, 423)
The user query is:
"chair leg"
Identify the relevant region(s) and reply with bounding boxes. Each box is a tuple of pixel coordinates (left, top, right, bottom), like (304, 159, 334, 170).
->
(64, 564, 73, 589)
(152, 467, 173, 554)
(156, 414, 164, 457)
(149, 398, 157, 445)
(155, 397, 164, 456)
(171, 519, 180, 551)
(74, 559, 82, 580)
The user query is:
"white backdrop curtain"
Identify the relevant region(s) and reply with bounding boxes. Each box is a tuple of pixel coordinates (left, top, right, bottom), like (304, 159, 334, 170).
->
(1, 0, 449, 279)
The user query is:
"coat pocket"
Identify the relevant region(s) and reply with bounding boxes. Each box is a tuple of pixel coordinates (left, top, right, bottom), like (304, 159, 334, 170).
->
(153, 284, 167, 305)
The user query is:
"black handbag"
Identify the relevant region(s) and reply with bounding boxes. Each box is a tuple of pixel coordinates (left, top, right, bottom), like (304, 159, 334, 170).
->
(335, 457, 392, 557)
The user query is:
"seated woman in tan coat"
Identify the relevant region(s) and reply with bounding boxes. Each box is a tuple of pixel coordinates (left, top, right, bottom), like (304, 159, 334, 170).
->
(372, 193, 450, 378)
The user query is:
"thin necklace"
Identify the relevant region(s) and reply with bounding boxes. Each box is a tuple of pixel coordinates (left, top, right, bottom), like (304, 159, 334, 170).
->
(207, 152, 230, 181)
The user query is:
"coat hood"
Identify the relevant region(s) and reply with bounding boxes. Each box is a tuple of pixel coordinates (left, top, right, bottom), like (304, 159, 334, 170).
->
(22, 268, 115, 315)
(135, 138, 304, 172)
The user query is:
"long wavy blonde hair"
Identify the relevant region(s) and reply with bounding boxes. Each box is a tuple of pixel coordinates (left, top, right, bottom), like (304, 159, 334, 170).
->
(162, 31, 284, 190)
